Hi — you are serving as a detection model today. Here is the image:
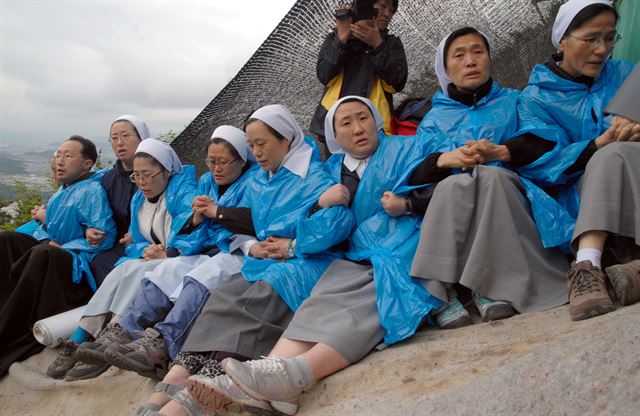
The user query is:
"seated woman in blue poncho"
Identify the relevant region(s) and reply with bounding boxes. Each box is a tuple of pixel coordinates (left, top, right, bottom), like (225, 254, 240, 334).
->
(51, 138, 201, 381)
(135, 104, 353, 416)
(382, 27, 570, 330)
(186, 96, 443, 416)
(98, 126, 257, 378)
(514, 0, 639, 321)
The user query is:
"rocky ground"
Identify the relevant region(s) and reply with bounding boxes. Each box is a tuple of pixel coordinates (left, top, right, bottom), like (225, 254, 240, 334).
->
(1, 302, 638, 416)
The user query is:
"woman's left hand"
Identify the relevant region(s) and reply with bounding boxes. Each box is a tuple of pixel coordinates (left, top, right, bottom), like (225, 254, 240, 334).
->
(381, 192, 407, 217)
(466, 139, 510, 164)
(143, 244, 167, 260)
(262, 237, 293, 260)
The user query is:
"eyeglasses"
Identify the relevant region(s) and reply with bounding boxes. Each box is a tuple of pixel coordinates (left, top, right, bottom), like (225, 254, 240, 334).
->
(566, 32, 622, 50)
(53, 152, 75, 161)
(130, 170, 163, 183)
(205, 156, 240, 169)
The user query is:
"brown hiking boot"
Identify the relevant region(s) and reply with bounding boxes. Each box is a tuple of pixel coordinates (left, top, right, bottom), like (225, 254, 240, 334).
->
(606, 259, 640, 306)
(567, 261, 615, 321)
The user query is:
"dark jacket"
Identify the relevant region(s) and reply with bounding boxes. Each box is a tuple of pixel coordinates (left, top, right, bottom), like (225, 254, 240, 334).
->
(310, 30, 408, 139)
(101, 160, 137, 240)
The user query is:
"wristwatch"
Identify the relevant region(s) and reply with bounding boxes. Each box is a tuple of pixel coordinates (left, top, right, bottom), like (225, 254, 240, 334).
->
(287, 239, 296, 258)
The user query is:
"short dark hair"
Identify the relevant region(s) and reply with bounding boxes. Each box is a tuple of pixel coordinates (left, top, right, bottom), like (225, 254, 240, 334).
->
(133, 152, 167, 172)
(66, 135, 98, 163)
(443, 27, 490, 69)
(564, 4, 618, 37)
(244, 118, 287, 141)
(332, 97, 374, 131)
(206, 137, 242, 160)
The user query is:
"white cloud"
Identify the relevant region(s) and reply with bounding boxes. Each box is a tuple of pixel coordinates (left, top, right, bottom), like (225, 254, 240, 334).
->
(0, 0, 297, 143)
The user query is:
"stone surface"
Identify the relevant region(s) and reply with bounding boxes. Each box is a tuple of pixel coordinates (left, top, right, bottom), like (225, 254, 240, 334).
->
(1, 303, 638, 416)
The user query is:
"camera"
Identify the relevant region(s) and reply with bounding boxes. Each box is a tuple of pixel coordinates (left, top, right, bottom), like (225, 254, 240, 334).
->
(335, 0, 378, 23)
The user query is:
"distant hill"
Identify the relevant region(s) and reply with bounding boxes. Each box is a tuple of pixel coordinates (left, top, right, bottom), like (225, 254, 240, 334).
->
(0, 153, 27, 174)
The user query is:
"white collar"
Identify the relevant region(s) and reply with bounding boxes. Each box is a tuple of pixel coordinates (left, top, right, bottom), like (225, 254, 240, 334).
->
(343, 154, 370, 178)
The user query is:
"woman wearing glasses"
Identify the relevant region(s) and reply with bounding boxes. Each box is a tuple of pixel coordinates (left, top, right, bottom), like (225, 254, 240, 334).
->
(49, 138, 201, 381)
(99, 126, 258, 381)
(516, 0, 640, 321)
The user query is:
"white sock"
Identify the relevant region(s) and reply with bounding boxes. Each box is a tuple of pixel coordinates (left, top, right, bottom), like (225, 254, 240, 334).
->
(284, 356, 315, 391)
(576, 248, 602, 268)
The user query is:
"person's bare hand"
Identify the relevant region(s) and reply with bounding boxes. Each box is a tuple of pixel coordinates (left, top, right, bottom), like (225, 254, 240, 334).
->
(610, 116, 640, 142)
(466, 139, 510, 164)
(335, 2, 351, 44)
(318, 184, 350, 208)
(437, 146, 483, 170)
(31, 205, 46, 223)
(350, 19, 382, 48)
(143, 244, 166, 260)
(381, 192, 407, 217)
(48, 241, 61, 248)
(85, 227, 106, 247)
(249, 242, 271, 259)
(119, 232, 132, 247)
(262, 236, 293, 260)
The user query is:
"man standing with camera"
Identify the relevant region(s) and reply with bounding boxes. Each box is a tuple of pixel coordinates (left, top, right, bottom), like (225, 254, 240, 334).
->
(310, 0, 407, 154)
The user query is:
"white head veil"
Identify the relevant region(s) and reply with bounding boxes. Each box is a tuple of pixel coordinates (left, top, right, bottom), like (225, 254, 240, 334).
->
(324, 96, 384, 155)
(111, 115, 151, 142)
(552, 0, 613, 48)
(249, 104, 312, 178)
(134, 138, 183, 174)
(211, 125, 253, 162)
(435, 29, 492, 96)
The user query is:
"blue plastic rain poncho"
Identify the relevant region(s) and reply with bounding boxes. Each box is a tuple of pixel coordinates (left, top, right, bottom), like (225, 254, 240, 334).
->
(515, 60, 636, 246)
(45, 173, 116, 291)
(417, 82, 577, 249)
(15, 220, 49, 241)
(240, 105, 354, 311)
(121, 165, 201, 262)
(324, 96, 442, 344)
(197, 164, 259, 252)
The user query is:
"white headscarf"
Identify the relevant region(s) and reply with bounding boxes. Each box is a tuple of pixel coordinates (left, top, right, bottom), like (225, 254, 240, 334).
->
(112, 114, 151, 142)
(135, 138, 183, 174)
(552, 0, 613, 48)
(249, 104, 312, 178)
(211, 125, 253, 162)
(435, 29, 491, 96)
(324, 96, 384, 155)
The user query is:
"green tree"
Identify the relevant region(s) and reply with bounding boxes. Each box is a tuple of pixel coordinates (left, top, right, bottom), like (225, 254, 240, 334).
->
(158, 130, 177, 143)
(0, 181, 43, 231)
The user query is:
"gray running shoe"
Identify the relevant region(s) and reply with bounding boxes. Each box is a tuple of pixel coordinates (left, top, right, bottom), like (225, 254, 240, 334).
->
(105, 327, 169, 379)
(75, 322, 133, 365)
(472, 293, 516, 322)
(64, 360, 110, 381)
(188, 374, 274, 415)
(46, 339, 78, 379)
(435, 297, 472, 329)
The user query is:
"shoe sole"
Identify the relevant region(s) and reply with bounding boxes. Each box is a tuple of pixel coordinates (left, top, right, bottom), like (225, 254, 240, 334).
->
(481, 304, 516, 322)
(104, 349, 167, 380)
(225, 369, 298, 416)
(440, 315, 473, 330)
(186, 376, 276, 415)
(64, 363, 110, 382)
(606, 266, 640, 306)
(570, 303, 616, 321)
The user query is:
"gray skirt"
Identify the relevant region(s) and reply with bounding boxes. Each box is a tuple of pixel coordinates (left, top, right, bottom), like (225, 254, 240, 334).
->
(283, 259, 384, 364)
(572, 142, 640, 251)
(181, 273, 293, 360)
(410, 165, 569, 313)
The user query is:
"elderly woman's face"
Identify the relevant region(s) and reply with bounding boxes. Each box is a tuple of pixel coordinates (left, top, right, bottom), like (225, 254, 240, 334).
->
(132, 156, 170, 199)
(334, 101, 379, 159)
(446, 33, 491, 92)
(559, 10, 617, 78)
(246, 121, 291, 173)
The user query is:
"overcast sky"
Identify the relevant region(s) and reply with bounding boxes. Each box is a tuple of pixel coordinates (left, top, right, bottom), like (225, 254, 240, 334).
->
(0, 0, 297, 144)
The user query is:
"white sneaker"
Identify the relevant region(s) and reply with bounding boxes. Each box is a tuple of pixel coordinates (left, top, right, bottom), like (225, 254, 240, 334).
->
(472, 293, 516, 322)
(223, 357, 301, 415)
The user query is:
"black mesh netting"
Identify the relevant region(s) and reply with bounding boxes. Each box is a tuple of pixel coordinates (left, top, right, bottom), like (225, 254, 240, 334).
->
(172, 0, 564, 169)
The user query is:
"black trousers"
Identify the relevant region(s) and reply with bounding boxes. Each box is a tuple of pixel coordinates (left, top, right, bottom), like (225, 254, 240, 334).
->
(0, 231, 93, 377)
